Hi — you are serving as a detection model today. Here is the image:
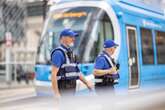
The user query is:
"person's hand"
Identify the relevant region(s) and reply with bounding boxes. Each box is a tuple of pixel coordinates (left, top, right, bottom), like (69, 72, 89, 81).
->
(109, 67, 117, 74)
(86, 81, 94, 91)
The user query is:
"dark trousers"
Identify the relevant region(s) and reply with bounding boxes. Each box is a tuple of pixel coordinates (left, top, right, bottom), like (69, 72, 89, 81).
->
(95, 77, 115, 97)
(58, 80, 76, 97)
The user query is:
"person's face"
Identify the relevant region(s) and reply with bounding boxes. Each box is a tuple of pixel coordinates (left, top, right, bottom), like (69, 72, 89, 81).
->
(107, 47, 117, 55)
(67, 36, 75, 44)
(65, 36, 75, 47)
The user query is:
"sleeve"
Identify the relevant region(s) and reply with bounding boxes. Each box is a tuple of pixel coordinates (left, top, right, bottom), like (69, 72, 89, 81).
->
(94, 56, 106, 69)
(51, 50, 65, 68)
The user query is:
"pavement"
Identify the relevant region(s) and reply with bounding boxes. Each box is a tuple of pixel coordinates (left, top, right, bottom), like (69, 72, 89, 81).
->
(0, 81, 36, 104)
(0, 81, 30, 89)
(0, 88, 165, 110)
(0, 81, 165, 110)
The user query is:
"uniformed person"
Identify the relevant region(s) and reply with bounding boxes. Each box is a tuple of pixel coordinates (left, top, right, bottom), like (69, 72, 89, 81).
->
(93, 40, 119, 95)
(51, 28, 92, 98)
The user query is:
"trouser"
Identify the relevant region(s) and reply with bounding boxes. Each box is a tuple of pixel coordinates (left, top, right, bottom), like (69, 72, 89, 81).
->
(95, 77, 115, 96)
(95, 83, 114, 95)
(58, 80, 76, 97)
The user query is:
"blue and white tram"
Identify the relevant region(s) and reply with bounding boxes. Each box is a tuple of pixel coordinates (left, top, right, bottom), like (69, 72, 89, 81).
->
(35, 0, 165, 95)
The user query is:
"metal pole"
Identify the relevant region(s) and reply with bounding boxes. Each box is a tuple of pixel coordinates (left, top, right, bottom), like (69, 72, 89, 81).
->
(43, 0, 48, 20)
(5, 32, 12, 85)
(5, 46, 11, 84)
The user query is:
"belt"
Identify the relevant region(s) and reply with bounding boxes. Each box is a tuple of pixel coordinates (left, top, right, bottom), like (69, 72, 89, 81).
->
(95, 78, 103, 83)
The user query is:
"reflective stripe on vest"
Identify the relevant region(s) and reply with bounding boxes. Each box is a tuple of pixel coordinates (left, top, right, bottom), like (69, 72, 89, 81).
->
(61, 64, 77, 68)
(65, 72, 80, 77)
(57, 76, 62, 80)
(95, 78, 103, 83)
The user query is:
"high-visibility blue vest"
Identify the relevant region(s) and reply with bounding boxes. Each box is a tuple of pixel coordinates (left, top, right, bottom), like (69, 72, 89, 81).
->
(51, 46, 80, 90)
(95, 51, 119, 85)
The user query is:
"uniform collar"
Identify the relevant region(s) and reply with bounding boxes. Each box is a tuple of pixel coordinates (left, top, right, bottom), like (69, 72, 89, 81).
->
(102, 50, 111, 58)
(60, 44, 72, 52)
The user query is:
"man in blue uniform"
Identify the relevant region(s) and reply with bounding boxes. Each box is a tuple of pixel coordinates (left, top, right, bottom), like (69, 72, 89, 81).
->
(93, 40, 119, 95)
(51, 29, 92, 98)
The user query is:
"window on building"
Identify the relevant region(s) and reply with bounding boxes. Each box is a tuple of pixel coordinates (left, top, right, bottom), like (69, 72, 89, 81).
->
(155, 31, 165, 64)
(141, 28, 154, 64)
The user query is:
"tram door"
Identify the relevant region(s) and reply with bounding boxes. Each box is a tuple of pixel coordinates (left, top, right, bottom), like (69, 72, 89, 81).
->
(126, 26, 140, 89)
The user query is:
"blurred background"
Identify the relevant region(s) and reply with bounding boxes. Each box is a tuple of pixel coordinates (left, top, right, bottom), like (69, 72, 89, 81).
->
(0, 0, 165, 87)
(0, 0, 46, 85)
(0, 0, 165, 110)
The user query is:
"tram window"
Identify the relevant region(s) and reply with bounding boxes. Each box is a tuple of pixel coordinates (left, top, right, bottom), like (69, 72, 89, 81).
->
(155, 31, 165, 64)
(36, 7, 114, 64)
(141, 28, 154, 64)
(82, 12, 114, 62)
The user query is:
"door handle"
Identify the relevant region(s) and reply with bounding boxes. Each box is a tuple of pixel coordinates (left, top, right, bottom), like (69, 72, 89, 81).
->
(128, 58, 133, 66)
(129, 57, 136, 66)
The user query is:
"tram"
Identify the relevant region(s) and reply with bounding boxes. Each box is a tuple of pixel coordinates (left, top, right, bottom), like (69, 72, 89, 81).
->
(35, 0, 165, 95)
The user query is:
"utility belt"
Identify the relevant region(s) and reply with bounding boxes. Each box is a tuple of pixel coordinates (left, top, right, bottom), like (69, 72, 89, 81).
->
(95, 74, 119, 86)
(106, 73, 119, 79)
(57, 72, 80, 80)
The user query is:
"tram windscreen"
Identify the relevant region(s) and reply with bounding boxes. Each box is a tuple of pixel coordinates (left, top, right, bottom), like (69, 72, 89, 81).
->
(36, 7, 114, 64)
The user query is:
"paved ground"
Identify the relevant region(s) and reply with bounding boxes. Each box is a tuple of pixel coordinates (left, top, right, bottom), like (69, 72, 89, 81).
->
(0, 86, 165, 110)
(0, 81, 36, 104)
(0, 81, 34, 89)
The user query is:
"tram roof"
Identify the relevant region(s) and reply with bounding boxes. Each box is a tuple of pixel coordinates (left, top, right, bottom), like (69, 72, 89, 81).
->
(50, 0, 165, 20)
